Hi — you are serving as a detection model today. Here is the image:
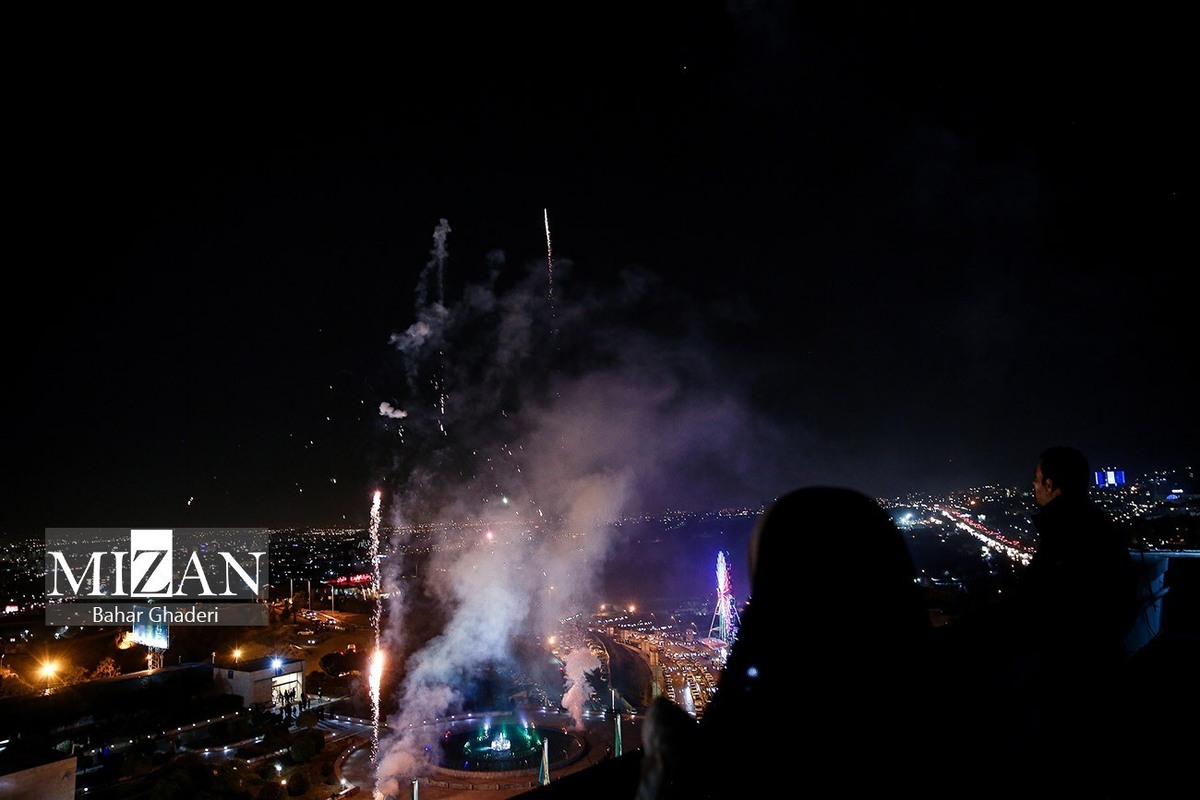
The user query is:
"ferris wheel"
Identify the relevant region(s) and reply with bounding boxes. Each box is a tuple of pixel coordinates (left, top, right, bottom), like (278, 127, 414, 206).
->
(707, 550, 741, 657)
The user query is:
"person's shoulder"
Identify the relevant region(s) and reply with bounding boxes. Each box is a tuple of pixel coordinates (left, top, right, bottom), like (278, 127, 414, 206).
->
(1080, 501, 1132, 541)
(1046, 495, 1115, 528)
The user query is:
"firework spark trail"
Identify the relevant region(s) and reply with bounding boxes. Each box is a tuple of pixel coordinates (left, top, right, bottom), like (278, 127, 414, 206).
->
(419, 219, 451, 436)
(488, 442, 547, 521)
(369, 490, 383, 763)
(433, 222, 449, 428)
(543, 208, 554, 313)
(436, 273, 448, 434)
(369, 649, 385, 759)
(370, 490, 383, 628)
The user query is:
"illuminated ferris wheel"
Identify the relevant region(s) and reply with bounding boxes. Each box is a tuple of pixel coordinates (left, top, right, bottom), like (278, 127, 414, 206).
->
(707, 550, 741, 656)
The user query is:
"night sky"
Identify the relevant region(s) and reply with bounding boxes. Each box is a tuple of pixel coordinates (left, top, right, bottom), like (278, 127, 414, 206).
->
(4, 4, 1192, 539)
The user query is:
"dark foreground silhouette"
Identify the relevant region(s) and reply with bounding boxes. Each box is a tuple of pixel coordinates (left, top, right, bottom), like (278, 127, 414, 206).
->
(514, 484, 1199, 799)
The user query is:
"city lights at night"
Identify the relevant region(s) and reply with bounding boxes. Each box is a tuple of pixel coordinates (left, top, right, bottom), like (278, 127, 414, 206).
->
(0, 5, 1194, 800)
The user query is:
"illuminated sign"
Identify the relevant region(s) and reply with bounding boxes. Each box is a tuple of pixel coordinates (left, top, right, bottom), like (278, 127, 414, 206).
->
(325, 573, 373, 587)
(130, 609, 170, 649)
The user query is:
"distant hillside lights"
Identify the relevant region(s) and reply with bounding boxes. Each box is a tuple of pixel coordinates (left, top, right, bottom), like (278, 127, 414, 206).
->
(1095, 466, 1197, 504)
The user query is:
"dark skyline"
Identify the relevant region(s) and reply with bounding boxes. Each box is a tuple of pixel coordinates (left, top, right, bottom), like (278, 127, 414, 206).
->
(4, 4, 1192, 539)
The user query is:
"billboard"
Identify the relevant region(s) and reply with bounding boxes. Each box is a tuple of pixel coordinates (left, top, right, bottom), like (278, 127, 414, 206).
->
(131, 608, 170, 649)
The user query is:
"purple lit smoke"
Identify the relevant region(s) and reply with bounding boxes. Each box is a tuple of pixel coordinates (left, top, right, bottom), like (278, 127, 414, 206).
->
(369, 215, 807, 798)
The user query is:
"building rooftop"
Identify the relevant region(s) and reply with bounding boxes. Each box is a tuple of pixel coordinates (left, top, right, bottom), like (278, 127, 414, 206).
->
(217, 655, 304, 673)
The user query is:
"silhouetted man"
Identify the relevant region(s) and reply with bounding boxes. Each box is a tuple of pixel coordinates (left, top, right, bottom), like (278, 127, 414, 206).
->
(933, 447, 1143, 794)
(1026, 446, 1139, 680)
(1020, 446, 1141, 790)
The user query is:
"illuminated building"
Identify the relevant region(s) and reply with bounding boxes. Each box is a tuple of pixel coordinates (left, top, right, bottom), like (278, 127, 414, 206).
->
(212, 655, 305, 712)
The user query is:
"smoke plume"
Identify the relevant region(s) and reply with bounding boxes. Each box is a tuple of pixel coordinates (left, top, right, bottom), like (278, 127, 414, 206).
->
(369, 216, 798, 798)
(561, 648, 601, 730)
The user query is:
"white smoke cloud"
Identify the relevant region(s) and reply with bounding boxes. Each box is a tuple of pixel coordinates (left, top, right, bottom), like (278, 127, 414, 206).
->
(378, 402, 407, 419)
(368, 216, 805, 798)
(561, 648, 601, 730)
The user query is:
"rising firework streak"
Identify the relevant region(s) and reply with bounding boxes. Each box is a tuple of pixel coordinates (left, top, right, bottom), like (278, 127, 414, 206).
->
(544, 208, 557, 334)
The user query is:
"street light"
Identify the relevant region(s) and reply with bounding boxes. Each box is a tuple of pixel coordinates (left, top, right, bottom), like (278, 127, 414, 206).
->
(40, 660, 58, 695)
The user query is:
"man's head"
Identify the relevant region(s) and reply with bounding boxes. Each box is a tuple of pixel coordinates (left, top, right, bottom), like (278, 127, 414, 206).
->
(1033, 445, 1091, 506)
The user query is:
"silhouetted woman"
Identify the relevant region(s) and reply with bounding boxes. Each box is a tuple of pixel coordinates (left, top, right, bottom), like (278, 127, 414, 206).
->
(639, 486, 939, 799)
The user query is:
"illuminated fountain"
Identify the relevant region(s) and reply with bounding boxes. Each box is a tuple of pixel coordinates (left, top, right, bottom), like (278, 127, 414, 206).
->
(445, 717, 542, 770)
(433, 713, 585, 775)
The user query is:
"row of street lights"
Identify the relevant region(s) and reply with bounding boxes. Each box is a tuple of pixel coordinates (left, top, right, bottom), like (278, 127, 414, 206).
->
(28, 642, 263, 697)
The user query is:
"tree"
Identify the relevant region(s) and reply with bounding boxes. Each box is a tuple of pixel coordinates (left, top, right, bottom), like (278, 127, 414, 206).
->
(214, 760, 248, 795)
(288, 735, 315, 764)
(285, 770, 310, 796)
(304, 728, 326, 754)
(90, 657, 122, 679)
(318, 650, 365, 677)
(263, 723, 291, 752)
(58, 664, 88, 687)
(257, 784, 284, 800)
(0, 666, 35, 697)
